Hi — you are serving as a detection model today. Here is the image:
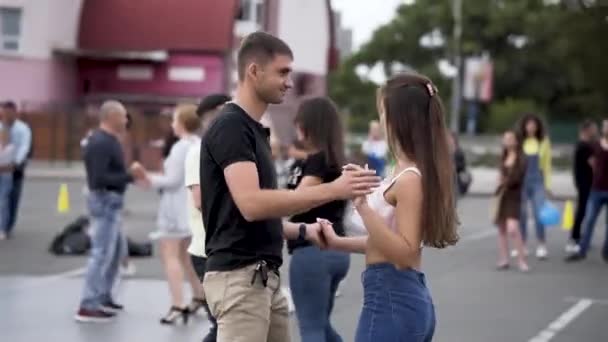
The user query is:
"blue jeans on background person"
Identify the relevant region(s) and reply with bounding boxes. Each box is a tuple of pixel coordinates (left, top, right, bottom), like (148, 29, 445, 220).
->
(289, 246, 350, 342)
(577, 191, 608, 258)
(80, 191, 124, 310)
(520, 178, 546, 243)
(355, 263, 435, 342)
(6, 168, 24, 235)
(366, 155, 386, 178)
(0, 172, 13, 234)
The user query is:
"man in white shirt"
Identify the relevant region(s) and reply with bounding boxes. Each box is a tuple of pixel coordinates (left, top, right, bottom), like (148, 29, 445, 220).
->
(184, 94, 230, 342)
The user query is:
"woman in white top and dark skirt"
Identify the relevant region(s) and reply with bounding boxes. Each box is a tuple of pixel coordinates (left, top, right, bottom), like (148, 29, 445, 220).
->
(319, 73, 459, 342)
(142, 104, 204, 324)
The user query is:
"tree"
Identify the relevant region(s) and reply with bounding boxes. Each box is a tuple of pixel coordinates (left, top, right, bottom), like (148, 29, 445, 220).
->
(330, 0, 608, 133)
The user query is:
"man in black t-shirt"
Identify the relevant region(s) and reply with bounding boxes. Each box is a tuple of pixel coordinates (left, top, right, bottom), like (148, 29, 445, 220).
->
(566, 120, 598, 253)
(200, 32, 380, 342)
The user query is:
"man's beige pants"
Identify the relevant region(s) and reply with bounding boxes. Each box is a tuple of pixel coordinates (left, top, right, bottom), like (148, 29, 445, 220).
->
(203, 263, 290, 342)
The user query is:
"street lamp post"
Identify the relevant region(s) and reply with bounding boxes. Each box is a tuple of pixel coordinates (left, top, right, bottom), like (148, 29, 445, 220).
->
(450, 0, 463, 133)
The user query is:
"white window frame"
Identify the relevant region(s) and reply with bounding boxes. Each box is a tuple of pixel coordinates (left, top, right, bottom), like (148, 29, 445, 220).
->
(117, 65, 154, 81)
(0, 6, 23, 54)
(168, 66, 206, 82)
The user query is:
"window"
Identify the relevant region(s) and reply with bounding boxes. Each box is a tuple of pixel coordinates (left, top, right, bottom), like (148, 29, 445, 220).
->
(236, 0, 252, 21)
(0, 7, 22, 52)
(255, 1, 264, 26)
(168, 66, 205, 82)
(236, 0, 264, 25)
(117, 65, 154, 81)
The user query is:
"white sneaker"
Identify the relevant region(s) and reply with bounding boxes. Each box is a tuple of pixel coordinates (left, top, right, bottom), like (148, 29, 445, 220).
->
(536, 245, 548, 260)
(120, 262, 136, 277)
(565, 241, 580, 254)
(511, 248, 529, 258)
(335, 282, 343, 297)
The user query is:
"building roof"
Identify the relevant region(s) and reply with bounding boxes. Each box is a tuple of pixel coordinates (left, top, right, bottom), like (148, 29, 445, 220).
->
(78, 0, 237, 52)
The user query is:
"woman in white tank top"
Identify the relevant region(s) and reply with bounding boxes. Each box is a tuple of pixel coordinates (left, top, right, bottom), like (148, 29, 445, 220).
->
(318, 73, 459, 342)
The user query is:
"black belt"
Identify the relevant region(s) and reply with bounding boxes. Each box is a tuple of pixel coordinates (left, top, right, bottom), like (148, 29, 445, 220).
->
(250, 260, 280, 287)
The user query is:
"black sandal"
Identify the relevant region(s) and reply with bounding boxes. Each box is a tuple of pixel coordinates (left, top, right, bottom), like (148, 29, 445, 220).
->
(496, 262, 510, 271)
(160, 306, 189, 325)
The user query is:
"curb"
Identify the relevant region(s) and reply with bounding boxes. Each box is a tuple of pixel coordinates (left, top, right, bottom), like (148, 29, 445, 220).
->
(465, 191, 575, 202)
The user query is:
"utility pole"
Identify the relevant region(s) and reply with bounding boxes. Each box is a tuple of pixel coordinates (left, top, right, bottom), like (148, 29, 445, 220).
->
(450, 0, 463, 133)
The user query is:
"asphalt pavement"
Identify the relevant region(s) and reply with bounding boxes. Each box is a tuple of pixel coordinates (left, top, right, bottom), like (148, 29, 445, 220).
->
(0, 178, 606, 342)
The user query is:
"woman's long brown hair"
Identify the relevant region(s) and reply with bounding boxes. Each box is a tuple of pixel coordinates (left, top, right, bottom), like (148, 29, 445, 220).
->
(294, 97, 345, 168)
(380, 73, 459, 248)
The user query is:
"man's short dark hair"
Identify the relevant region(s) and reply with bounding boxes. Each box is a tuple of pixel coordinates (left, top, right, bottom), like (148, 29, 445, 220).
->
(197, 94, 231, 118)
(237, 31, 293, 81)
(0, 101, 17, 111)
(580, 119, 595, 132)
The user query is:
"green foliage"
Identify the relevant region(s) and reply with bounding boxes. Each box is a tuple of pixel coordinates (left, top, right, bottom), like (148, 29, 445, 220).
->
(485, 98, 545, 133)
(330, 0, 608, 132)
(328, 60, 377, 133)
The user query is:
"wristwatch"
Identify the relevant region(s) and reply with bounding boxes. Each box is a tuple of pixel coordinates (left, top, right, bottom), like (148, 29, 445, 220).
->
(298, 224, 307, 240)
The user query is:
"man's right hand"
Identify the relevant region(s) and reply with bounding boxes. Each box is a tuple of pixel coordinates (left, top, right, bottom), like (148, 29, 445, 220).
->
(129, 162, 147, 180)
(329, 164, 380, 199)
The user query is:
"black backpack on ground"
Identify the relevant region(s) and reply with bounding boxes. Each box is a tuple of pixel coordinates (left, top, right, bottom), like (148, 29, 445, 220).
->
(49, 215, 153, 257)
(49, 215, 91, 255)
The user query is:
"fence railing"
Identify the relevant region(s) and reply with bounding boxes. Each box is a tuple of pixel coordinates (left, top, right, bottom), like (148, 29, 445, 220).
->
(22, 104, 173, 171)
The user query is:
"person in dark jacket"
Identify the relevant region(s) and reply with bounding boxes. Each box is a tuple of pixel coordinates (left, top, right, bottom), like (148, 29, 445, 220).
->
(565, 120, 598, 254)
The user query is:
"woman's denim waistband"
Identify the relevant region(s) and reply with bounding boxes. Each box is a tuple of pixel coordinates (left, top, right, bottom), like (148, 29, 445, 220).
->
(363, 262, 428, 287)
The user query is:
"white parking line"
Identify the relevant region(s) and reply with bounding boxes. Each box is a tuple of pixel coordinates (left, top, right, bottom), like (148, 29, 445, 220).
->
(528, 298, 593, 342)
(565, 296, 608, 305)
(39, 266, 86, 281)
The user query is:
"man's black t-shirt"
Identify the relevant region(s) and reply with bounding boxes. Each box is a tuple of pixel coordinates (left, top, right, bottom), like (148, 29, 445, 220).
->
(287, 152, 346, 253)
(200, 103, 283, 271)
(573, 140, 594, 190)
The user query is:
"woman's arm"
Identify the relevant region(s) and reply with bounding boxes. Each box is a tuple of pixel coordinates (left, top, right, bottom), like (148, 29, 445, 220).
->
(149, 142, 188, 190)
(319, 220, 367, 254)
(332, 236, 367, 254)
(282, 220, 326, 248)
(505, 157, 526, 189)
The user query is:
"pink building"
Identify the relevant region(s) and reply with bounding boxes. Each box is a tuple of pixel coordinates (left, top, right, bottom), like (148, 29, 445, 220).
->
(70, 0, 236, 107)
(0, 0, 83, 108)
(0, 0, 338, 146)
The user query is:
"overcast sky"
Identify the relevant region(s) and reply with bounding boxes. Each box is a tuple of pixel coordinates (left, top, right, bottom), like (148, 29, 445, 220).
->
(331, 0, 408, 49)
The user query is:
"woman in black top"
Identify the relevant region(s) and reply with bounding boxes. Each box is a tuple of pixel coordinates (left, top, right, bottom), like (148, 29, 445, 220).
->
(287, 97, 350, 342)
